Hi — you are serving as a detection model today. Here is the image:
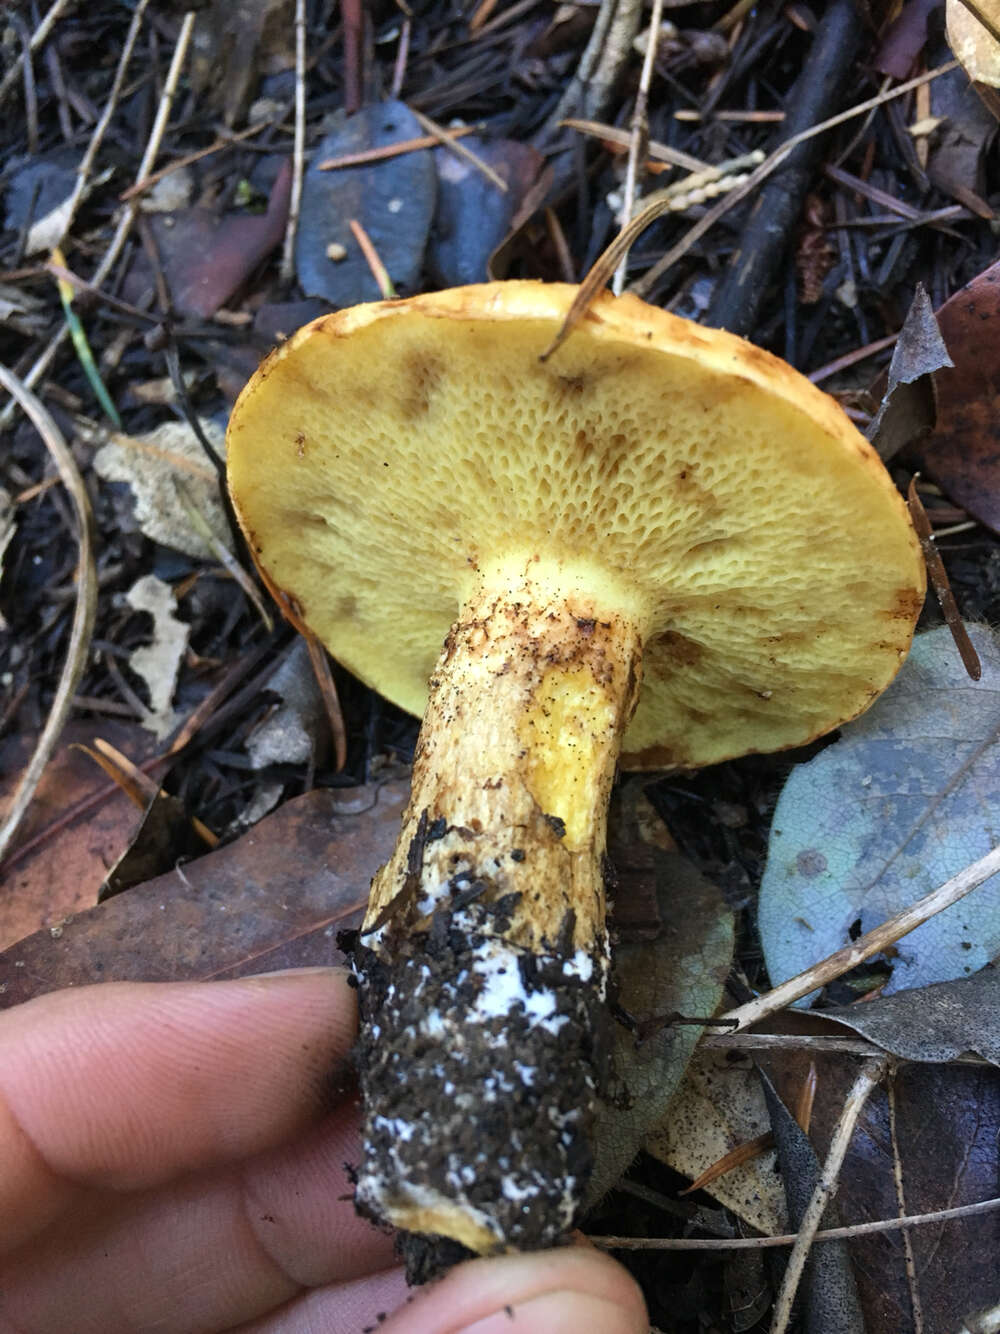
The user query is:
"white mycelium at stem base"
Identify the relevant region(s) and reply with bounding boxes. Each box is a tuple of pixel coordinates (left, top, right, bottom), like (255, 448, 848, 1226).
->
(352, 554, 644, 1255)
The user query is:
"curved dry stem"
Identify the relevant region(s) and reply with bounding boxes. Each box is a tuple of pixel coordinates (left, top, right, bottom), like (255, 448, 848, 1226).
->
(0, 364, 97, 863)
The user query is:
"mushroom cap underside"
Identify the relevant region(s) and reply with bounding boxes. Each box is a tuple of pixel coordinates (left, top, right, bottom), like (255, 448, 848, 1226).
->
(226, 282, 925, 770)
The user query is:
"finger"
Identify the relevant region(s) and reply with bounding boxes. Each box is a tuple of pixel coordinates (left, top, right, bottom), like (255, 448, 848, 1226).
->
(378, 1249, 648, 1334)
(0, 1101, 397, 1334)
(233, 1266, 409, 1333)
(0, 971, 356, 1253)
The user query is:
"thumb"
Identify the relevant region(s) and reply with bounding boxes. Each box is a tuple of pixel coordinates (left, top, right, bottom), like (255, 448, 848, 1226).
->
(379, 1246, 648, 1334)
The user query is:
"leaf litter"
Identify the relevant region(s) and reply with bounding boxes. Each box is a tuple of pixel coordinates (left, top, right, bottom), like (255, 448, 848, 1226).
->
(759, 624, 1000, 997)
(4, 0, 1000, 1327)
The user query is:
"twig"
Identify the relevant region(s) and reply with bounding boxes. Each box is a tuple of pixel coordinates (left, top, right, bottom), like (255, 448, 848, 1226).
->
(699, 1031, 987, 1065)
(0, 11, 198, 431)
(770, 1057, 892, 1334)
(613, 0, 664, 295)
(541, 60, 959, 361)
(0, 0, 73, 107)
(281, 0, 307, 282)
(173, 479, 273, 632)
(538, 0, 644, 143)
(629, 60, 958, 302)
(907, 478, 982, 681)
(390, 18, 411, 99)
(720, 841, 1000, 1033)
(304, 631, 348, 772)
(808, 331, 898, 383)
(888, 1078, 925, 1334)
(11, 14, 40, 155)
(120, 120, 271, 202)
(349, 219, 396, 298)
(342, 0, 364, 115)
(317, 126, 478, 170)
(58, 0, 150, 246)
(590, 1194, 1000, 1250)
(0, 367, 97, 864)
(409, 105, 507, 192)
(705, 0, 863, 334)
(561, 117, 708, 172)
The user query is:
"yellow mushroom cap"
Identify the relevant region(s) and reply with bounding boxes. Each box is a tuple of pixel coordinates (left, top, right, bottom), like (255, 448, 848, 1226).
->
(226, 281, 925, 770)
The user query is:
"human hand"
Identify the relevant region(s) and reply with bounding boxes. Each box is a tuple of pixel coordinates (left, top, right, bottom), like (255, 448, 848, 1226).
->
(0, 968, 649, 1333)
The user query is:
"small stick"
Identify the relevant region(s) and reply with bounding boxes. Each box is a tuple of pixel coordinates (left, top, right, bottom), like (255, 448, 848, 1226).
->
(0, 367, 97, 864)
(281, 0, 307, 282)
(706, 0, 863, 335)
(591, 1195, 1000, 1250)
(0, 0, 73, 107)
(700, 1031, 988, 1064)
(808, 331, 898, 383)
(560, 117, 708, 172)
(0, 10, 198, 430)
(342, 0, 363, 115)
(720, 841, 1000, 1033)
(907, 477, 981, 681)
(888, 1078, 925, 1334)
(58, 0, 150, 246)
(629, 61, 957, 300)
(541, 59, 959, 360)
(304, 630, 348, 772)
(409, 105, 507, 191)
(318, 126, 478, 170)
(612, 0, 664, 295)
(349, 219, 396, 298)
(120, 121, 270, 201)
(390, 17, 411, 99)
(770, 1057, 892, 1334)
(11, 14, 40, 154)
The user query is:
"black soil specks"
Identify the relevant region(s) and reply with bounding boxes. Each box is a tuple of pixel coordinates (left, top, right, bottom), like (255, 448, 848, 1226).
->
(349, 890, 606, 1281)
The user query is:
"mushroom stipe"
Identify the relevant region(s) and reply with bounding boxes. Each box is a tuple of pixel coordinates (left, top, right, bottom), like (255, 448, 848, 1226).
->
(226, 281, 926, 1277)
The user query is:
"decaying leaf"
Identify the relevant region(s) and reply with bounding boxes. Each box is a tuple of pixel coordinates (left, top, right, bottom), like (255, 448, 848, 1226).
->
(0, 723, 154, 951)
(124, 574, 190, 741)
(296, 102, 437, 304)
(644, 1050, 788, 1235)
(947, 0, 1000, 111)
(100, 787, 209, 902)
(921, 257, 1000, 533)
(94, 418, 229, 557)
(0, 782, 409, 1005)
(586, 784, 736, 1205)
(127, 161, 291, 318)
(427, 139, 544, 287)
(927, 57, 997, 213)
(758, 624, 1000, 998)
(191, 0, 295, 127)
(246, 638, 327, 769)
(868, 283, 952, 461)
(825, 966, 1000, 1064)
(759, 1068, 865, 1334)
(876, 0, 944, 79)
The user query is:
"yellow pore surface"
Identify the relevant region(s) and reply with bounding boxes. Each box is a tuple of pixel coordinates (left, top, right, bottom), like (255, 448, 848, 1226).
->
(226, 282, 925, 770)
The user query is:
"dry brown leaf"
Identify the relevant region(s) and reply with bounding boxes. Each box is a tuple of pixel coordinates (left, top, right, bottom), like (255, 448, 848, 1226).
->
(645, 1050, 788, 1235)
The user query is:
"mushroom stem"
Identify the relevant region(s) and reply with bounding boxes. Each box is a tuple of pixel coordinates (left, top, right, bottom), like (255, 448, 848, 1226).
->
(352, 554, 644, 1258)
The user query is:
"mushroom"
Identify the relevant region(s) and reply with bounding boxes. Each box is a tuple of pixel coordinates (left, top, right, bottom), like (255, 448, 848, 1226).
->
(226, 281, 925, 1263)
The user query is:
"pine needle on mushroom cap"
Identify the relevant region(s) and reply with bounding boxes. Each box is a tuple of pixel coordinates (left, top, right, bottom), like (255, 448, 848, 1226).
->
(228, 281, 925, 773)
